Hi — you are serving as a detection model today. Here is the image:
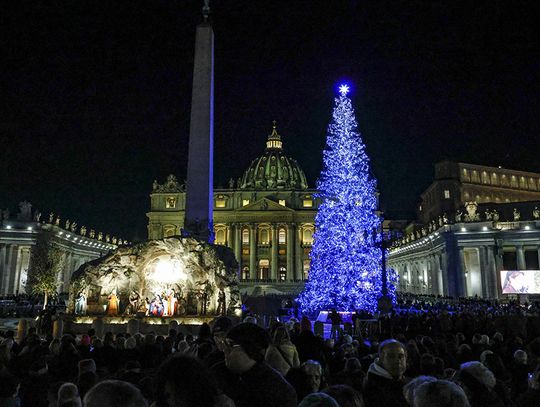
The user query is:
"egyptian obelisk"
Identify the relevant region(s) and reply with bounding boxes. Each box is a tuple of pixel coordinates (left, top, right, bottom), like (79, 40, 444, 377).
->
(184, 1, 214, 242)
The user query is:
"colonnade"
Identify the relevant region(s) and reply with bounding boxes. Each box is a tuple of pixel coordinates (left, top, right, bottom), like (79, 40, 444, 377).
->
(390, 243, 540, 299)
(218, 222, 311, 281)
(0, 243, 30, 295)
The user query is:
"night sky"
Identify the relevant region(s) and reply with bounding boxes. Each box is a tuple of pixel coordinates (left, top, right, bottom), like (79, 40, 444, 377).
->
(2, 1, 540, 241)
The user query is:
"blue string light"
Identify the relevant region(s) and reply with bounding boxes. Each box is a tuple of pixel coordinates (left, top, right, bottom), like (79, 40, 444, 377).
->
(297, 85, 397, 314)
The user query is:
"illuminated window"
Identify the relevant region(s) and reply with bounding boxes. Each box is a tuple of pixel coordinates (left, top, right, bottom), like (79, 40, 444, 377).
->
(471, 171, 479, 183)
(279, 266, 287, 281)
(419, 205, 422, 211)
(303, 260, 310, 280)
(520, 177, 527, 189)
(163, 225, 176, 237)
(303, 199, 313, 208)
(529, 178, 537, 190)
(278, 228, 286, 244)
(242, 199, 250, 206)
(279, 199, 286, 206)
(215, 199, 226, 208)
(491, 173, 498, 185)
(302, 227, 314, 245)
(444, 190, 450, 199)
(242, 267, 250, 280)
(259, 228, 269, 244)
(215, 228, 226, 245)
(166, 196, 177, 208)
(242, 229, 249, 244)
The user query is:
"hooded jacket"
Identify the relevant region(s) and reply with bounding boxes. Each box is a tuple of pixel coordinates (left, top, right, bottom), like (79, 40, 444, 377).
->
(363, 361, 408, 407)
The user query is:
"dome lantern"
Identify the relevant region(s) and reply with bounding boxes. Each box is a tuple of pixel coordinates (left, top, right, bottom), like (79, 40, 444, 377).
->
(266, 120, 283, 150)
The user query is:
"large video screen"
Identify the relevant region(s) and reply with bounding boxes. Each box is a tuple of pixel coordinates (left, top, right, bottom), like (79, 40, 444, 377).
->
(500, 270, 540, 294)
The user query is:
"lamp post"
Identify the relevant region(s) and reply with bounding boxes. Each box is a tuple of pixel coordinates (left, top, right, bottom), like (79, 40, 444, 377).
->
(376, 220, 399, 313)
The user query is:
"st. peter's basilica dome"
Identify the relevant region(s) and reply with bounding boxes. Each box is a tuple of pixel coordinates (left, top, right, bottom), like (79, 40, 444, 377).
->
(238, 123, 309, 190)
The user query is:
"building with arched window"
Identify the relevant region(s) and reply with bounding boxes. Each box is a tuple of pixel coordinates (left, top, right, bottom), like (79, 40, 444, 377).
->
(147, 124, 318, 295)
(417, 161, 540, 224)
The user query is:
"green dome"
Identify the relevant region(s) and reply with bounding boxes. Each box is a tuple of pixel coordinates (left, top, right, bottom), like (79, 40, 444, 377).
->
(239, 123, 309, 190)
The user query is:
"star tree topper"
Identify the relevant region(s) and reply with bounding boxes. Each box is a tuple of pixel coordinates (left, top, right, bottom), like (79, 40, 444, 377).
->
(339, 84, 350, 96)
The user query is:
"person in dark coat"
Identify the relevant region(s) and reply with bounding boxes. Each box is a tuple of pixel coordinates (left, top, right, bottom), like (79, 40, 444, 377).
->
(363, 339, 408, 407)
(211, 322, 297, 407)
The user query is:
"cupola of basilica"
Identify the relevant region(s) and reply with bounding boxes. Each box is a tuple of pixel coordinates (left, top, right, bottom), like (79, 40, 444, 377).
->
(238, 122, 309, 190)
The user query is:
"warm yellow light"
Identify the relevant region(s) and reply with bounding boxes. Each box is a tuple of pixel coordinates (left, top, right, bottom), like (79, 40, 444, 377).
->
(154, 259, 186, 282)
(242, 199, 250, 206)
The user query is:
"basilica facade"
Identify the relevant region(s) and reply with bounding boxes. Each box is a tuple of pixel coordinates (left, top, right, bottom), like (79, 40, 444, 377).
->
(147, 124, 318, 294)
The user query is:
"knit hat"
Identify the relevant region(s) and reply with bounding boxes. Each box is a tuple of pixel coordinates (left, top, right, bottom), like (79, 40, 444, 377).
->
(78, 358, 97, 376)
(298, 393, 339, 407)
(212, 316, 233, 335)
(227, 322, 269, 362)
(459, 361, 496, 391)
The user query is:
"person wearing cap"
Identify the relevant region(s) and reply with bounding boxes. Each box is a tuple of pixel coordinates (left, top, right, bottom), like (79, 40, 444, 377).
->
(211, 322, 297, 407)
(364, 339, 408, 407)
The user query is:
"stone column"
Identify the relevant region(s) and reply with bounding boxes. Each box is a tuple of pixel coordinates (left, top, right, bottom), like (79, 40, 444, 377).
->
(234, 224, 242, 273)
(249, 224, 257, 279)
(478, 246, 489, 298)
(458, 248, 467, 297)
(0, 244, 7, 294)
(429, 255, 438, 295)
(287, 224, 294, 281)
(227, 225, 233, 249)
(7, 245, 19, 295)
(516, 246, 526, 270)
(486, 246, 499, 298)
(295, 225, 303, 279)
(271, 225, 278, 281)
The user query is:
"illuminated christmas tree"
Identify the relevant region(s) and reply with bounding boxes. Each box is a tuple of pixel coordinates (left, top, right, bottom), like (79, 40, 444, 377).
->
(297, 84, 396, 314)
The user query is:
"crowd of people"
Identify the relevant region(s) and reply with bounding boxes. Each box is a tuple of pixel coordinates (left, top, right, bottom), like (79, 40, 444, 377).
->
(0, 295, 540, 406)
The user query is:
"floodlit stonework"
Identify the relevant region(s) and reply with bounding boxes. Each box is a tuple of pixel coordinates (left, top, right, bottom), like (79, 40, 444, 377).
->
(147, 124, 317, 295)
